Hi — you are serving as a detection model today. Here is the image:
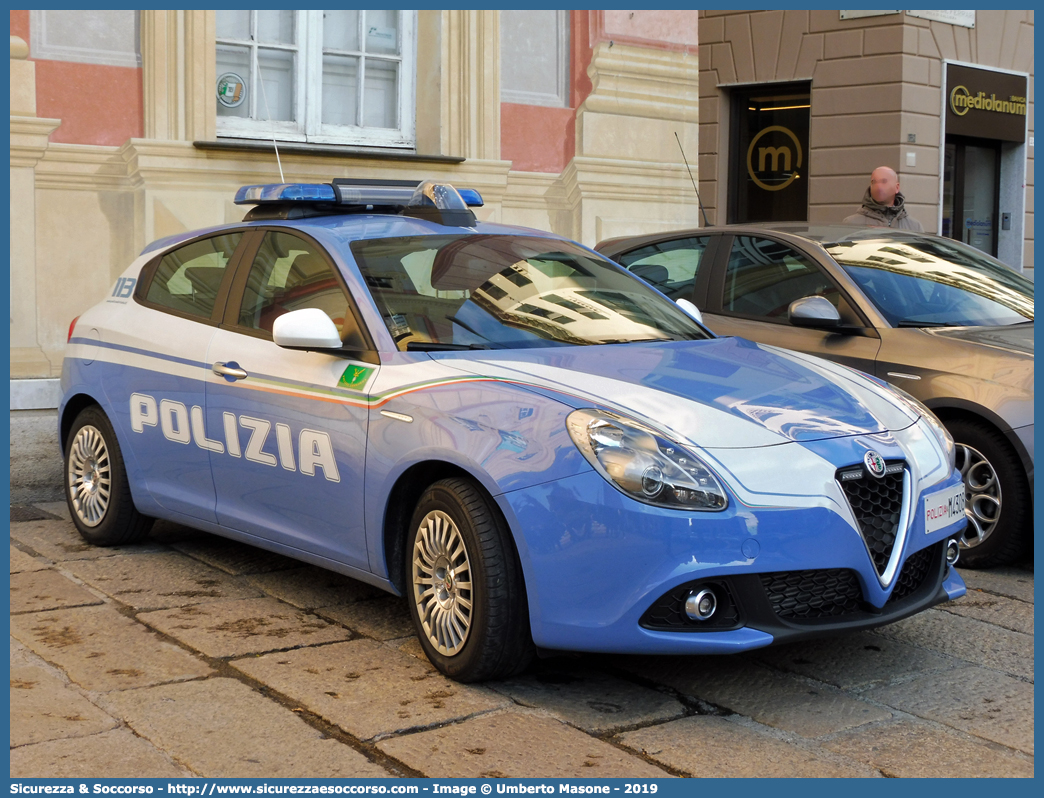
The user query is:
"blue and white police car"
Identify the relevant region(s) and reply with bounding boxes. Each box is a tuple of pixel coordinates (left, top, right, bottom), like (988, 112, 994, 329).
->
(61, 179, 968, 682)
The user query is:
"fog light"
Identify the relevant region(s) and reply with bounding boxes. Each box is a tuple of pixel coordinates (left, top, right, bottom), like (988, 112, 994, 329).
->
(945, 538, 960, 566)
(685, 588, 717, 621)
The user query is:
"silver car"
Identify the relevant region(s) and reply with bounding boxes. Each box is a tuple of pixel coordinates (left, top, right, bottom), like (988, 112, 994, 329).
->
(596, 225, 1033, 568)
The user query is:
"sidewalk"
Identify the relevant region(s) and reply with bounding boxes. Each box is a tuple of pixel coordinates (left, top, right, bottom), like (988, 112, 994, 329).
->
(10, 502, 1035, 778)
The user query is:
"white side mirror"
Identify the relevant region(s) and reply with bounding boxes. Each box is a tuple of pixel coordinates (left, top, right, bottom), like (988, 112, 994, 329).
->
(676, 298, 704, 325)
(272, 308, 343, 350)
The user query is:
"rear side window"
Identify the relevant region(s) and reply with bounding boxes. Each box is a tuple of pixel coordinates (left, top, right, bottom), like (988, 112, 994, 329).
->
(617, 236, 710, 300)
(145, 233, 243, 320)
(723, 236, 839, 318)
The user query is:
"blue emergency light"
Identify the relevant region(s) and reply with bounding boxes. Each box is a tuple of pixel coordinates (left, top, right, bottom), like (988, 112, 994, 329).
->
(234, 183, 336, 204)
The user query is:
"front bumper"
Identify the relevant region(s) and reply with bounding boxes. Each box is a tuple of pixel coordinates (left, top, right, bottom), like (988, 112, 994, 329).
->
(498, 469, 967, 655)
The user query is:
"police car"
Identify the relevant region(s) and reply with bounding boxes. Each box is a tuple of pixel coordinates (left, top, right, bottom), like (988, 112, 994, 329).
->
(61, 179, 968, 682)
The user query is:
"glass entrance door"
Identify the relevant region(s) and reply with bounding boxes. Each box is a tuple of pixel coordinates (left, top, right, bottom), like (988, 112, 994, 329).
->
(942, 136, 1001, 257)
(728, 82, 811, 223)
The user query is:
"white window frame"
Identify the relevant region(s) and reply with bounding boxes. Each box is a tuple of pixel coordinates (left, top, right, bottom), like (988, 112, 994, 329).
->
(216, 10, 416, 149)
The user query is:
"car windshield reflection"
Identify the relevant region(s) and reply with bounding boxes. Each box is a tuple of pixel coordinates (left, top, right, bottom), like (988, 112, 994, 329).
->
(350, 234, 711, 350)
(824, 236, 1034, 327)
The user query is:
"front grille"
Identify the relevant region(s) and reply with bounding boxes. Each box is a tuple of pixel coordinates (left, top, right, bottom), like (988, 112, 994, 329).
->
(887, 543, 940, 604)
(759, 568, 863, 619)
(640, 580, 742, 631)
(838, 462, 905, 576)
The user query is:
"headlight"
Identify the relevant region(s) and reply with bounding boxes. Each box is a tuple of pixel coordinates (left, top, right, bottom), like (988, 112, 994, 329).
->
(566, 409, 728, 510)
(887, 386, 956, 471)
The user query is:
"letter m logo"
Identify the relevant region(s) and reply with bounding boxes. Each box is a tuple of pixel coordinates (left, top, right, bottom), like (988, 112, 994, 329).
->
(758, 146, 791, 172)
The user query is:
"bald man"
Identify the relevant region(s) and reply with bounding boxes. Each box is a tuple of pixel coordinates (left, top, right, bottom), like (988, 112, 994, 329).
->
(843, 166, 923, 231)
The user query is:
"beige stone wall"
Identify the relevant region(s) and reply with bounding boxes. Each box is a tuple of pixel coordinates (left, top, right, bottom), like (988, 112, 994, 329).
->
(539, 41, 702, 246)
(699, 9, 1033, 269)
(10, 12, 702, 381)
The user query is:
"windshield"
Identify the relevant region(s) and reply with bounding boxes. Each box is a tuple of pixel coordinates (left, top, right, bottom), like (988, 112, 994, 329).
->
(350, 234, 711, 350)
(824, 235, 1033, 327)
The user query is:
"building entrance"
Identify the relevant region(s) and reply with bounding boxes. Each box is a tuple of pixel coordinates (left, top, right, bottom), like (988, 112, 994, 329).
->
(942, 136, 1001, 257)
(728, 82, 811, 224)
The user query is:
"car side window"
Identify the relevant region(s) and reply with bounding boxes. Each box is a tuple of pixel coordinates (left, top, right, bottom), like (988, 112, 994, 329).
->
(145, 233, 243, 319)
(723, 236, 840, 319)
(236, 231, 364, 348)
(617, 236, 710, 300)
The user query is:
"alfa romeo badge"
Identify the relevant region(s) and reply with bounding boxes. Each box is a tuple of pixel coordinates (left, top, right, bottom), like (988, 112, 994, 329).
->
(863, 450, 887, 478)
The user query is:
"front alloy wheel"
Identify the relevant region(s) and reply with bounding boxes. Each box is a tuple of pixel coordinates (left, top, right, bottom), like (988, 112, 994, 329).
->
(405, 478, 533, 682)
(411, 509, 474, 656)
(945, 418, 1029, 568)
(956, 442, 1001, 549)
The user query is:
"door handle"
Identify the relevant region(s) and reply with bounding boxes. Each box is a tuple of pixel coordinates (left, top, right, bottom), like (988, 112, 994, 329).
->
(212, 362, 248, 381)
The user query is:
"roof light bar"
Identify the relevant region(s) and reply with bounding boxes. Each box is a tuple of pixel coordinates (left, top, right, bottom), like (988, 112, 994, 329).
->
(235, 179, 484, 208)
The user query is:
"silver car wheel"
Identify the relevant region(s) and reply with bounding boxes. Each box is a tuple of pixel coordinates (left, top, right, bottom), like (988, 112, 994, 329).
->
(956, 443, 1002, 550)
(411, 510, 473, 656)
(67, 425, 112, 528)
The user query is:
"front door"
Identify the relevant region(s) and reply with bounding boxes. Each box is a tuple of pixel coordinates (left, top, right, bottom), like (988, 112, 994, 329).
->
(204, 230, 375, 570)
(703, 234, 881, 374)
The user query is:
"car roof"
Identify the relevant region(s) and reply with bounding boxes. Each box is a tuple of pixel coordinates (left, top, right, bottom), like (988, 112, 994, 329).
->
(140, 214, 574, 257)
(594, 223, 943, 257)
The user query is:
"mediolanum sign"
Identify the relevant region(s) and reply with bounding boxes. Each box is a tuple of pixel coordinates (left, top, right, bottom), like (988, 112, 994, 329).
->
(946, 63, 1028, 143)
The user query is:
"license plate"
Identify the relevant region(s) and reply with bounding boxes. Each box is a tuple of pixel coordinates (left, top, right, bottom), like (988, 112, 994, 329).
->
(924, 483, 966, 534)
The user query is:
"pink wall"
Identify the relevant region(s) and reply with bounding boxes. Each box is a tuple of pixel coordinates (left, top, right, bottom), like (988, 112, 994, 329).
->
(36, 61, 144, 146)
(602, 10, 698, 49)
(10, 10, 144, 146)
(501, 104, 575, 173)
(10, 9, 28, 42)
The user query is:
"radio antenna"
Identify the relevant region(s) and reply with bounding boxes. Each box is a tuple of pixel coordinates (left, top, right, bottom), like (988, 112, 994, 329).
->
(675, 131, 708, 227)
(255, 59, 286, 184)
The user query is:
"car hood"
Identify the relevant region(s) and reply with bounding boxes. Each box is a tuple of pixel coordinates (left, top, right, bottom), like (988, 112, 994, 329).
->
(437, 337, 916, 449)
(922, 323, 1033, 358)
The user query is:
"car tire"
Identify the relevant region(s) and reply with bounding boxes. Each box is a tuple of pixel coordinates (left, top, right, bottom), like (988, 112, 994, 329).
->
(64, 405, 153, 546)
(946, 418, 1030, 569)
(406, 477, 533, 682)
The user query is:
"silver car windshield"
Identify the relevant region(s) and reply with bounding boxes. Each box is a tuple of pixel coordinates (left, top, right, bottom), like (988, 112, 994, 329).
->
(824, 236, 1033, 327)
(350, 234, 711, 350)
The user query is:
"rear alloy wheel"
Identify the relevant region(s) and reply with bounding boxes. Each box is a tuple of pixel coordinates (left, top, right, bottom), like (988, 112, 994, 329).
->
(947, 418, 1030, 568)
(64, 406, 153, 546)
(406, 478, 533, 682)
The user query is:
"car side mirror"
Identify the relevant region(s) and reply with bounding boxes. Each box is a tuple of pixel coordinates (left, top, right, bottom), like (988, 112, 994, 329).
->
(676, 298, 704, 325)
(273, 308, 343, 350)
(788, 296, 841, 328)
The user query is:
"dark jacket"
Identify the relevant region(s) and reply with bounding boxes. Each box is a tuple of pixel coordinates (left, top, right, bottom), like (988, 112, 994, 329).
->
(843, 187, 924, 231)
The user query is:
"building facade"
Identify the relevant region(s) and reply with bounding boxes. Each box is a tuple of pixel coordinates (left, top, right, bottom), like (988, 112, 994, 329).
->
(9, 9, 700, 400)
(698, 9, 1033, 273)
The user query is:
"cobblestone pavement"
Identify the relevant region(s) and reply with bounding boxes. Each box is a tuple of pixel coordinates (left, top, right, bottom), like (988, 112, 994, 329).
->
(10, 502, 1034, 778)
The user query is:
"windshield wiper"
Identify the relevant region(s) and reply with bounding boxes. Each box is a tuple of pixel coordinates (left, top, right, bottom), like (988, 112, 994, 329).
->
(406, 342, 492, 352)
(895, 320, 954, 328)
(599, 337, 676, 344)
